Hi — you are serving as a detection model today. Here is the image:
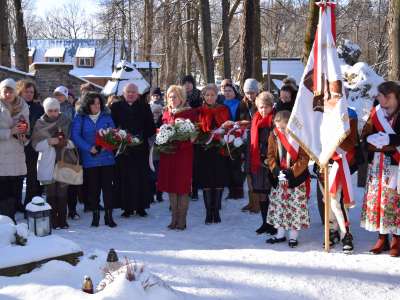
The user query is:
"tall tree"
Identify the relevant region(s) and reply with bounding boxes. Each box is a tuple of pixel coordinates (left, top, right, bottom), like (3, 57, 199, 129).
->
(252, 0, 263, 82)
(239, 0, 255, 88)
(199, 0, 214, 83)
(143, 0, 154, 61)
(221, 0, 231, 79)
(0, 0, 11, 67)
(388, 0, 400, 80)
(185, 1, 193, 75)
(13, 0, 29, 72)
(302, 0, 319, 63)
(127, 0, 133, 62)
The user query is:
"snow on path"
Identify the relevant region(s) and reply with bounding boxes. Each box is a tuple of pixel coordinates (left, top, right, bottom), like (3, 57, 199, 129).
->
(1, 179, 400, 299)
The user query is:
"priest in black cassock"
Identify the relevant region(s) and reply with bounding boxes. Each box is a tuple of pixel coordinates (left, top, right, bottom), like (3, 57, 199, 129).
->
(111, 83, 156, 217)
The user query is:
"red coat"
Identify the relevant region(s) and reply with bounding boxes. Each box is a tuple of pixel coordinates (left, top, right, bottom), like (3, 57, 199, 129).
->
(157, 108, 198, 194)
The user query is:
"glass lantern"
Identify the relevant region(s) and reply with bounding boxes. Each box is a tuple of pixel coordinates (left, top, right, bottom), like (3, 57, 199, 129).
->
(26, 196, 52, 237)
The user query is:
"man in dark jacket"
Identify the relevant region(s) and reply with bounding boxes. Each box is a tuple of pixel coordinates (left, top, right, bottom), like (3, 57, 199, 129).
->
(181, 75, 202, 200)
(181, 75, 202, 108)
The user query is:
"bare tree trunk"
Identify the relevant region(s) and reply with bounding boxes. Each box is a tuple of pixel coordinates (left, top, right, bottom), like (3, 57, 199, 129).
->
(389, 0, 400, 80)
(222, 0, 231, 79)
(239, 0, 255, 89)
(13, 0, 29, 71)
(143, 0, 154, 61)
(213, 0, 241, 60)
(302, 0, 319, 63)
(0, 0, 11, 67)
(252, 0, 263, 82)
(192, 3, 206, 80)
(185, 2, 193, 75)
(120, 2, 127, 60)
(199, 0, 214, 83)
(127, 0, 132, 62)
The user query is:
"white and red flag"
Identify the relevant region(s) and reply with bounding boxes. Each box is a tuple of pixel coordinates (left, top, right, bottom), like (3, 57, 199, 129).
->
(287, 1, 350, 166)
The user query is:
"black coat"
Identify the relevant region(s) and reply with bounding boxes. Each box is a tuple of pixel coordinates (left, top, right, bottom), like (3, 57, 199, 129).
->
(27, 101, 44, 138)
(111, 99, 156, 211)
(187, 88, 202, 108)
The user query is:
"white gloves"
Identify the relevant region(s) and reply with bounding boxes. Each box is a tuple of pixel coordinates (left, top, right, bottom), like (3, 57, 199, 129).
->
(367, 132, 390, 149)
(278, 171, 287, 182)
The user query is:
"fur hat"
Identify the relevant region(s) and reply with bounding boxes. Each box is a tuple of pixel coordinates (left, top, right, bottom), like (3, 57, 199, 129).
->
(151, 87, 162, 96)
(243, 78, 259, 93)
(53, 86, 69, 98)
(43, 97, 60, 113)
(0, 78, 16, 91)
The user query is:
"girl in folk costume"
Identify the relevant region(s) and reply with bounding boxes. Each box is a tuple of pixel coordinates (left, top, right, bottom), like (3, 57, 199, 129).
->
(197, 84, 230, 224)
(266, 110, 310, 248)
(361, 81, 400, 257)
(158, 85, 198, 230)
(244, 92, 277, 235)
(317, 107, 359, 253)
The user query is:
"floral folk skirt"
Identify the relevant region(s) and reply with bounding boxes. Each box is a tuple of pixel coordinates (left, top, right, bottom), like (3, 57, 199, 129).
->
(361, 153, 400, 235)
(267, 181, 310, 231)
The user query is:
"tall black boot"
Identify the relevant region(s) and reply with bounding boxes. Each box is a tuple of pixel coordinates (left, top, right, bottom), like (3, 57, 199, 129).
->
(256, 200, 268, 234)
(156, 191, 164, 202)
(203, 189, 213, 224)
(104, 209, 117, 228)
(91, 210, 100, 227)
(213, 189, 222, 223)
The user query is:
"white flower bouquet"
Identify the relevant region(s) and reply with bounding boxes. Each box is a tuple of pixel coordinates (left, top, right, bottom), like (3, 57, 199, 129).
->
(155, 118, 198, 153)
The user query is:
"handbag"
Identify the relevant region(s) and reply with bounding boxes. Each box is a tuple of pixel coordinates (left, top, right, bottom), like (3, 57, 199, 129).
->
(53, 147, 83, 185)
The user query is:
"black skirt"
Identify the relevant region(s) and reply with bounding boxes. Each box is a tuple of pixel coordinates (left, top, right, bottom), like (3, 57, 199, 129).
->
(197, 147, 229, 189)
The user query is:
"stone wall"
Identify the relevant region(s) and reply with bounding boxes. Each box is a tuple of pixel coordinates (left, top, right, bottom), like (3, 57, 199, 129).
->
(30, 63, 101, 99)
(0, 63, 101, 101)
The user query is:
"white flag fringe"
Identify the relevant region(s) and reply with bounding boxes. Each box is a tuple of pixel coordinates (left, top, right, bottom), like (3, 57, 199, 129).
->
(287, 1, 349, 166)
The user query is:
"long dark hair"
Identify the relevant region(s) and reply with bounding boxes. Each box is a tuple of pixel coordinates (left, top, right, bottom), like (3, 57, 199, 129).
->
(378, 81, 400, 113)
(79, 92, 105, 115)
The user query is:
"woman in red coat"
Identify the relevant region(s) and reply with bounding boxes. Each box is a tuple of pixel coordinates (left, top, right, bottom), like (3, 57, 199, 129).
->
(157, 85, 198, 230)
(197, 84, 230, 224)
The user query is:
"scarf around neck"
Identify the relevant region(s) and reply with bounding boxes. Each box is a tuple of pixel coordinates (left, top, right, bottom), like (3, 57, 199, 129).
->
(250, 111, 273, 173)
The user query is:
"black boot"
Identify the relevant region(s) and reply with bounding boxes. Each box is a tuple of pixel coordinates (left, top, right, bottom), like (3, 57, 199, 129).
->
(156, 191, 164, 202)
(203, 189, 213, 224)
(256, 198, 276, 235)
(91, 210, 100, 227)
(213, 189, 222, 223)
(256, 200, 268, 234)
(104, 209, 117, 228)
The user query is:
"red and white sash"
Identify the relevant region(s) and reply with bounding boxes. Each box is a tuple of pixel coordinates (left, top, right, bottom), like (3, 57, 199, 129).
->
(370, 104, 400, 194)
(328, 147, 355, 207)
(274, 128, 299, 162)
(370, 105, 400, 163)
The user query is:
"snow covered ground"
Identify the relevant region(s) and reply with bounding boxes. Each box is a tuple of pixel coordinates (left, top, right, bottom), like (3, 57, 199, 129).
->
(1, 178, 400, 300)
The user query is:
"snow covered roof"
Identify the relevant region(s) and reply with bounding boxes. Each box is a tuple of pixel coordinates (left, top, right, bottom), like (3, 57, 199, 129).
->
(28, 47, 35, 57)
(27, 39, 160, 79)
(262, 58, 305, 85)
(44, 47, 65, 58)
(75, 47, 95, 58)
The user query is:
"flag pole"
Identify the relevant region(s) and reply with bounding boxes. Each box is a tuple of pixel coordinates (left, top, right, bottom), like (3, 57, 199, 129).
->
(324, 165, 330, 252)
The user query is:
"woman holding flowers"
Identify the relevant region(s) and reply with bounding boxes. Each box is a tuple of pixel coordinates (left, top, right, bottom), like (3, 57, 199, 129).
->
(71, 92, 117, 228)
(157, 85, 198, 230)
(111, 83, 156, 218)
(197, 84, 230, 224)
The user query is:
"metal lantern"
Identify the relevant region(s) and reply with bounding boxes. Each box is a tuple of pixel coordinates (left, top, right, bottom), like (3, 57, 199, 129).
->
(25, 196, 52, 237)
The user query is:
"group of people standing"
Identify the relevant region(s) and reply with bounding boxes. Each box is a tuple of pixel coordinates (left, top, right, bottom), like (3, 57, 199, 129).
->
(0, 74, 400, 257)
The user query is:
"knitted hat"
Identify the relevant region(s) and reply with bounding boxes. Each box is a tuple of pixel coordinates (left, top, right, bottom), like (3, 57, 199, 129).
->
(53, 85, 69, 98)
(43, 97, 60, 113)
(0, 78, 16, 91)
(243, 78, 259, 93)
